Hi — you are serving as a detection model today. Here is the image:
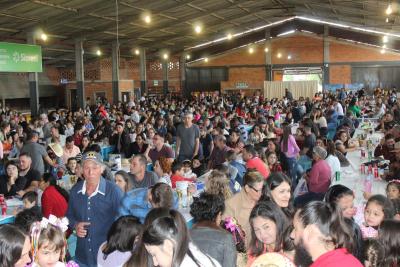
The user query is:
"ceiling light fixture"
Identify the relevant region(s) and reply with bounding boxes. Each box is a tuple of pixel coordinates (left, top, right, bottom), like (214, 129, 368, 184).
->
(277, 30, 295, 37)
(144, 15, 151, 24)
(287, 54, 292, 60)
(381, 48, 386, 54)
(386, 4, 393, 15)
(383, 35, 389, 43)
(227, 33, 233, 40)
(96, 49, 102, 56)
(204, 57, 208, 62)
(194, 25, 202, 34)
(134, 49, 140, 55)
(248, 47, 254, 54)
(186, 54, 191, 60)
(163, 53, 169, 60)
(277, 53, 282, 58)
(40, 33, 48, 41)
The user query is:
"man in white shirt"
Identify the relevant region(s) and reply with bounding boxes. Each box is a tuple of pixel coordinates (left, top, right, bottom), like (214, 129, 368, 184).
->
(333, 99, 344, 119)
(62, 136, 81, 165)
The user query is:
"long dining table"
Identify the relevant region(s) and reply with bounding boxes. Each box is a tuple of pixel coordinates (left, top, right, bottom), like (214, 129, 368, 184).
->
(331, 122, 387, 207)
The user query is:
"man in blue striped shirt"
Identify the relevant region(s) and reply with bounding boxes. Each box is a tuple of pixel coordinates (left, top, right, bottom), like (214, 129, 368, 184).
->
(66, 152, 123, 267)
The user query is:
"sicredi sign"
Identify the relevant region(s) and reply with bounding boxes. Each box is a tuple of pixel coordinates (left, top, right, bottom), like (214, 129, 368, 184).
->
(0, 42, 42, 72)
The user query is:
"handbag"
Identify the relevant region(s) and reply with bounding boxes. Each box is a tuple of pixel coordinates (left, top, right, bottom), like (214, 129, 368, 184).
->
(293, 177, 308, 198)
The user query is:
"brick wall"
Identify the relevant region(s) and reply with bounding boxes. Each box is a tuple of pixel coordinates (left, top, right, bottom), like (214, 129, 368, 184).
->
(330, 65, 351, 84)
(271, 35, 324, 64)
(221, 67, 266, 90)
(330, 42, 400, 62)
(188, 33, 400, 87)
(44, 32, 400, 107)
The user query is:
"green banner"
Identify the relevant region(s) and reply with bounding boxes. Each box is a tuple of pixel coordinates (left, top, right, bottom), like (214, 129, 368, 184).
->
(0, 42, 42, 72)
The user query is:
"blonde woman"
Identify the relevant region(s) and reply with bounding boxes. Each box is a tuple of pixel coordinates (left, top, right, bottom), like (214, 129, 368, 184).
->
(205, 170, 232, 200)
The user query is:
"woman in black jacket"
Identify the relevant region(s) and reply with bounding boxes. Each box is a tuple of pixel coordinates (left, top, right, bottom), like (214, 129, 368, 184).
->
(0, 161, 20, 197)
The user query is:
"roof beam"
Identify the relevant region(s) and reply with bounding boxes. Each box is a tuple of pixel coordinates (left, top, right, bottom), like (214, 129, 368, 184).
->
(0, 0, 27, 11)
(85, 0, 253, 42)
(120, 3, 281, 47)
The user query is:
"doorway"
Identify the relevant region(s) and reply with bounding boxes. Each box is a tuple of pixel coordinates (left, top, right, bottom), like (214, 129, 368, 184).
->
(121, 92, 130, 103)
(70, 89, 77, 111)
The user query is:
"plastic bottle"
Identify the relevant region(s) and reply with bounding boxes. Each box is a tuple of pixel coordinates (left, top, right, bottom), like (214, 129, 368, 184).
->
(364, 174, 373, 194)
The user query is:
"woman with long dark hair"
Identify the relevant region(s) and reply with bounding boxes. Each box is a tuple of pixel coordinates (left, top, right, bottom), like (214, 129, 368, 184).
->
(247, 201, 294, 266)
(39, 173, 69, 218)
(377, 220, 400, 267)
(325, 184, 364, 262)
(280, 124, 300, 186)
(259, 172, 294, 220)
(97, 216, 142, 267)
(0, 224, 31, 267)
(124, 208, 171, 267)
(142, 209, 221, 267)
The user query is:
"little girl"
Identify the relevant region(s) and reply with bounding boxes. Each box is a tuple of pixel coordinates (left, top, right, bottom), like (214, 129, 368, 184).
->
(221, 217, 247, 267)
(29, 215, 77, 267)
(386, 179, 400, 200)
(360, 194, 395, 239)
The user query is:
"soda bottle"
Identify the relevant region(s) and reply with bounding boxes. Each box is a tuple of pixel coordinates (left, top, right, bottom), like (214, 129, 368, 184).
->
(1, 202, 7, 215)
(335, 171, 341, 181)
(373, 164, 379, 179)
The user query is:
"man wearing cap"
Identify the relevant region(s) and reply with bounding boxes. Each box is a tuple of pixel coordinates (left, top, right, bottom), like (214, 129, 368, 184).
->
(176, 112, 200, 162)
(294, 146, 331, 207)
(66, 152, 123, 267)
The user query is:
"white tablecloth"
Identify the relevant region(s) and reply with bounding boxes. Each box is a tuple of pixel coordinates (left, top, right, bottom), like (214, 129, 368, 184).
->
(331, 129, 387, 206)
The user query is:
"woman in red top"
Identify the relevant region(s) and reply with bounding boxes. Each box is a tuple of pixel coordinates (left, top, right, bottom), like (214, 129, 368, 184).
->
(39, 173, 69, 218)
(266, 151, 283, 173)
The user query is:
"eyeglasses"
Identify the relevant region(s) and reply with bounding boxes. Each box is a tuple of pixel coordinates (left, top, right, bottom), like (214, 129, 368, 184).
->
(248, 184, 262, 193)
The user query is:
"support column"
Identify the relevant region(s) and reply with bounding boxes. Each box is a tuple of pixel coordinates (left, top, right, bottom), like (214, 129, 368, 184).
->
(162, 60, 168, 95)
(323, 25, 330, 88)
(75, 39, 85, 109)
(265, 29, 272, 81)
(27, 32, 39, 117)
(139, 48, 147, 96)
(180, 55, 187, 98)
(112, 41, 120, 103)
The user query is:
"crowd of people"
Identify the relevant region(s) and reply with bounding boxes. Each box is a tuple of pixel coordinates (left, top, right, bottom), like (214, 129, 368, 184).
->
(0, 87, 399, 267)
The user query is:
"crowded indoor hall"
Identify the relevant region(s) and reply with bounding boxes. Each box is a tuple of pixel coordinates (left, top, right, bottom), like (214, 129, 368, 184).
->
(0, 1, 400, 267)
